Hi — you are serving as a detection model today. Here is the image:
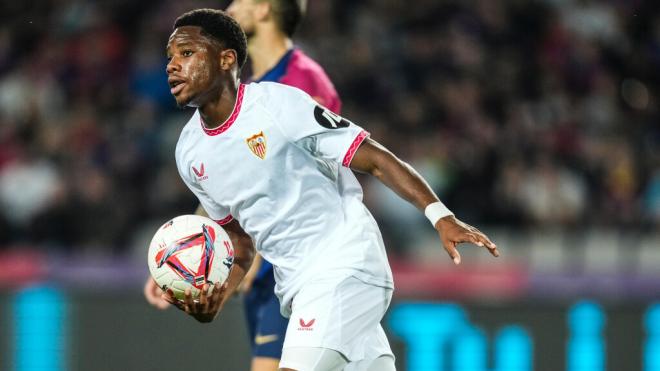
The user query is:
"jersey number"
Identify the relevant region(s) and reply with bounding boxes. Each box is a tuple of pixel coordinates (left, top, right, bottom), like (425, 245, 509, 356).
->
(314, 106, 350, 129)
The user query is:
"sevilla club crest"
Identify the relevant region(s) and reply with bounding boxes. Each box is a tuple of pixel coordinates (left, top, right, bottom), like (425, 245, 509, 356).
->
(246, 131, 267, 159)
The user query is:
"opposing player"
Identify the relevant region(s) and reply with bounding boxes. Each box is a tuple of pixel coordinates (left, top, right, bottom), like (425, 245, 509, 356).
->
(162, 8, 498, 371)
(227, 0, 340, 112)
(144, 1, 342, 370)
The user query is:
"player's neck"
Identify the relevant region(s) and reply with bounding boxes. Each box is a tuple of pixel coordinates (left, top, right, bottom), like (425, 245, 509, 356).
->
(249, 26, 293, 80)
(198, 81, 240, 130)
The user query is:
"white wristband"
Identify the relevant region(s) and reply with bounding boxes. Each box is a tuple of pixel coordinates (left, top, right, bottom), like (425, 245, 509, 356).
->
(424, 201, 454, 226)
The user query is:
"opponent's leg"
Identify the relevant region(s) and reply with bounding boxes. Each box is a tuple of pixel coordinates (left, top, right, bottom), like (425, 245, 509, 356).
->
(252, 357, 281, 371)
(251, 296, 288, 371)
(249, 274, 289, 371)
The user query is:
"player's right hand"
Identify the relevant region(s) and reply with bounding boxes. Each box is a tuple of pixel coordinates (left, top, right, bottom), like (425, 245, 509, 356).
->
(163, 282, 227, 323)
(143, 277, 171, 310)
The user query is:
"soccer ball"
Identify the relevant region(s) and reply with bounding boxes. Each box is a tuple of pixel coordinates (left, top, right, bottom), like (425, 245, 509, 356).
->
(147, 214, 234, 300)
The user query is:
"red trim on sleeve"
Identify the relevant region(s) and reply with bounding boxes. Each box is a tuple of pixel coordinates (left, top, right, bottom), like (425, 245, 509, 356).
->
(201, 84, 246, 136)
(215, 215, 234, 225)
(342, 130, 370, 167)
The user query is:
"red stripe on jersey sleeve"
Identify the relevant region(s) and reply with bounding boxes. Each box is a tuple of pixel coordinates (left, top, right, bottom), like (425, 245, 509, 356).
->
(215, 215, 234, 225)
(342, 130, 370, 168)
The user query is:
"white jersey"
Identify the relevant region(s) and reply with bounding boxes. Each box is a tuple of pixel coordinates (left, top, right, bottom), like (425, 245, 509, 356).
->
(175, 82, 393, 315)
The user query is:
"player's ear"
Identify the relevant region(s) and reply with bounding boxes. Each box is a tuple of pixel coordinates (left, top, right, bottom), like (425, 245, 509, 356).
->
(219, 49, 237, 71)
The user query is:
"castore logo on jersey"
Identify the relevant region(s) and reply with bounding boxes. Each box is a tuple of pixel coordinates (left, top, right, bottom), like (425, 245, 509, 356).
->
(192, 163, 208, 181)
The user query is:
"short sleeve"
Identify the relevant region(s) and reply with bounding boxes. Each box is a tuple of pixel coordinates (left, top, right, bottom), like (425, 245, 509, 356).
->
(177, 164, 234, 225)
(271, 85, 369, 167)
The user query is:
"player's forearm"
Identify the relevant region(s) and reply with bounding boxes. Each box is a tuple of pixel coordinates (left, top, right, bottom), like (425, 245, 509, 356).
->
(221, 222, 255, 300)
(195, 204, 208, 217)
(195, 207, 254, 299)
(351, 138, 438, 210)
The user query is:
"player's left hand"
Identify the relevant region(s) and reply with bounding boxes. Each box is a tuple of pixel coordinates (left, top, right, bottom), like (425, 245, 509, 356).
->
(162, 282, 228, 323)
(435, 215, 499, 265)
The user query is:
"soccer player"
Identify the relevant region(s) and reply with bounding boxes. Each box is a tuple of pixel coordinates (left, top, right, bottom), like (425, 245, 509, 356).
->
(162, 8, 498, 371)
(226, 0, 340, 112)
(144, 1, 342, 370)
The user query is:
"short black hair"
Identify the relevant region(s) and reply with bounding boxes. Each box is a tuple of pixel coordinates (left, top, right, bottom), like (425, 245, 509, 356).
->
(174, 8, 248, 70)
(269, 0, 307, 37)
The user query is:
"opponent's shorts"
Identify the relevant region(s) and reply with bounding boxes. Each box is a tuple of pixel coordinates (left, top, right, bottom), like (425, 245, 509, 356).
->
(279, 275, 394, 369)
(244, 271, 289, 358)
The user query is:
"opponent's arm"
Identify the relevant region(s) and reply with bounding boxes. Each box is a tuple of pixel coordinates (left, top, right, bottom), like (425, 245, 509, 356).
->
(237, 252, 262, 293)
(143, 276, 171, 310)
(349, 138, 499, 264)
(163, 216, 255, 323)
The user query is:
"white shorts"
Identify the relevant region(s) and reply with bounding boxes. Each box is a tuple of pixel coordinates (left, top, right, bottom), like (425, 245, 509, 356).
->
(280, 275, 394, 368)
(279, 347, 395, 371)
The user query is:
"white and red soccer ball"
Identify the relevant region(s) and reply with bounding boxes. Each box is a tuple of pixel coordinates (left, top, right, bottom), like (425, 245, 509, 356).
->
(147, 215, 234, 300)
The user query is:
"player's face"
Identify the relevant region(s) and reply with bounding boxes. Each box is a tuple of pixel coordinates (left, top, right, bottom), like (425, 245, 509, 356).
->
(166, 26, 223, 108)
(226, 0, 258, 37)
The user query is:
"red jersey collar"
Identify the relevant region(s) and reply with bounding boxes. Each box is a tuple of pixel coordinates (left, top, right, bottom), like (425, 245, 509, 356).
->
(200, 83, 246, 136)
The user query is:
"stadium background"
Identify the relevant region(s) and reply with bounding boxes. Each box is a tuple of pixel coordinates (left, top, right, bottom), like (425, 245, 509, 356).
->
(0, 0, 659, 370)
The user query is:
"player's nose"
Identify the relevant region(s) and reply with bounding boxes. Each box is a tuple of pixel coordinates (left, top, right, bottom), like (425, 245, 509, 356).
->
(166, 58, 180, 75)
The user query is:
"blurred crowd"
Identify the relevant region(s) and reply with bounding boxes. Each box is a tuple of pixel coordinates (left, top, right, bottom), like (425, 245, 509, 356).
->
(0, 0, 658, 255)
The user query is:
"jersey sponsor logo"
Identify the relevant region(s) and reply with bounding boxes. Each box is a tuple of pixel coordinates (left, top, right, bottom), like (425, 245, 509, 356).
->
(192, 163, 208, 181)
(313, 105, 350, 129)
(254, 334, 279, 345)
(246, 131, 267, 159)
(298, 318, 315, 331)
